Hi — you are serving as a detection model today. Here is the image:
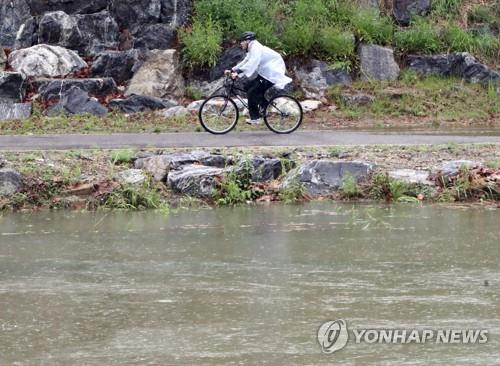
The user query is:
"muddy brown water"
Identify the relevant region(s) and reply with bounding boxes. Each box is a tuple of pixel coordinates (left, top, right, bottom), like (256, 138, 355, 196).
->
(0, 203, 498, 365)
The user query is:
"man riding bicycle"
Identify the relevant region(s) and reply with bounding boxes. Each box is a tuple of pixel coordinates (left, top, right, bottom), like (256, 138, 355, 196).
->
(225, 31, 292, 125)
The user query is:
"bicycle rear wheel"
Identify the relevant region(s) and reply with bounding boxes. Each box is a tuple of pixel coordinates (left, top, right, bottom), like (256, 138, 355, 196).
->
(199, 95, 239, 134)
(264, 95, 303, 134)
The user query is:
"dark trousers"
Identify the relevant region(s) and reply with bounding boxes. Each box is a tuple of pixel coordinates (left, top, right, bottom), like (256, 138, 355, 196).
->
(246, 75, 273, 120)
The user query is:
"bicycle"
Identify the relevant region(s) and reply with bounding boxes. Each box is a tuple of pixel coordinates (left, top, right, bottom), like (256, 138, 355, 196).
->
(198, 75, 303, 134)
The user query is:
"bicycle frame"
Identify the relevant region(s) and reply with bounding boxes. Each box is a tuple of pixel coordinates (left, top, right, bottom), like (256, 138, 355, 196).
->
(210, 76, 249, 110)
(210, 76, 289, 117)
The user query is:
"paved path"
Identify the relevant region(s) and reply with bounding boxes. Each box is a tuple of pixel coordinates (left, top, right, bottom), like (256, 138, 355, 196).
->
(0, 131, 499, 151)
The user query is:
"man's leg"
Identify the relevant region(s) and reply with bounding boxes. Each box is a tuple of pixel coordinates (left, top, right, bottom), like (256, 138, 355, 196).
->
(247, 76, 273, 120)
(246, 77, 265, 120)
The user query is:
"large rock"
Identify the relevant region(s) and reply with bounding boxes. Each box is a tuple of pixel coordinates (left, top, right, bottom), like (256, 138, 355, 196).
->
(34, 78, 116, 102)
(135, 151, 226, 181)
(0, 169, 23, 196)
(209, 47, 246, 82)
(126, 49, 185, 99)
(27, 0, 109, 15)
(433, 160, 482, 178)
(167, 164, 225, 198)
(47, 86, 108, 116)
(12, 17, 37, 49)
(8, 44, 87, 78)
(110, 0, 161, 29)
(109, 95, 177, 114)
(0, 72, 26, 103)
(158, 106, 189, 118)
(160, 0, 191, 28)
(406, 52, 500, 85)
(294, 59, 352, 99)
(0, 103, 32, 121)
(117, 169, 146, 185)
(38, 10, 119, 56)
(0, 0, 33, 48)
(282, 160, 375, 196)
(90, 50, 141, 84)
(393, 0, 432, 26)
(340, 93, 374, 106)
(234, 156, 284, 182)
(452, 52, 500, 84)
(131, 23, 177, 50)
(359, 44, 400, 81)
(389, 169, 433, 185)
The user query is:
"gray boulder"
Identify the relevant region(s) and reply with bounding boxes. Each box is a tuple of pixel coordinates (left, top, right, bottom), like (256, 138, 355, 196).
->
(0, 72, 26, 103)
(234, 156, 284, 182)
(0, 103, 32, 121)
(160, 0, 191, 28)
(135, 151, 226, 181)
(109, 95, 177, 114)
(12, 17, 37, 49)
(8, 44, 87, 77)
(340, 93, 374, 106)
(282, 160, 375, 196)
(0, 169, 23, 196)
(0, 0, 33, 48)
(167, 164, 225, 198)
(34, 78, 116, 102)
(158, 106, 190, 118)
(126, 49, 185, 99)
(47, 86, 108, 116)
(38, 10, 119, 56)
(359, 44, 400, 81)
(406, 52, 500, 84)
(131, 23, 177, 50)
(209, 47, 246, 82)
(433, 160, 482, 178)
(393, 0, 431, 26)
(117, 169, 146, 185)
(91, 50, 141, 84)
(294, 59, 352, 99)
(110, 0, 161, 29)
(389, 169, 433, 185)
(28, 0, 109, 15)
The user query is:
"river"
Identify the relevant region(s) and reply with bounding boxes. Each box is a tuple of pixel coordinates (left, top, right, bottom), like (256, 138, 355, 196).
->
(0, 203, 498, 365)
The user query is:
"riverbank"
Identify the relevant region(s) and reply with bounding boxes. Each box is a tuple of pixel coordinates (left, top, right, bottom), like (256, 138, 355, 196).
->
(1, 143, 498, 211)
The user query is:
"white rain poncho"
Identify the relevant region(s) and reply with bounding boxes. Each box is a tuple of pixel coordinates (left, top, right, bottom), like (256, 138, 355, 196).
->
(232, 40, 292, 89)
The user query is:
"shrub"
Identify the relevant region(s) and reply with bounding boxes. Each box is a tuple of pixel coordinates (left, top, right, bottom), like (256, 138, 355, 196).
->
(282, 18, 316, 55)
(468, 5, 495, 25)
(431, 0, 463, 19)
(339, 173, 361, 198)
(194, 0, 240, 38)
(442, 22, 475, 53)
(473, 34, 500, 60)
(279, 181, 305, 203)
(394, 18, 441, 54)
(179, 17, 223, 68)
(350, 9, 393, 45)
(111, 149, 135, 165)
(318, 26, 355, 61)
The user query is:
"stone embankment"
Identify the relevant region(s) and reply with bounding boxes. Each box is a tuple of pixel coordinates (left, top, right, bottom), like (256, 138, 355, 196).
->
(1, 147, 498, 210)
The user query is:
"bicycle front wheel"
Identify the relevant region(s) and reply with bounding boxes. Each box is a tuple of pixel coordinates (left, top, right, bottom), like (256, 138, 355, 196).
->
(264, 95, 303, 134)
(199, 95, 239, 134)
